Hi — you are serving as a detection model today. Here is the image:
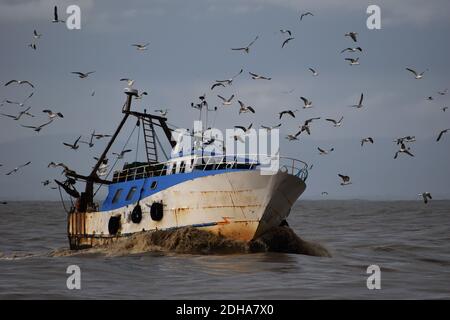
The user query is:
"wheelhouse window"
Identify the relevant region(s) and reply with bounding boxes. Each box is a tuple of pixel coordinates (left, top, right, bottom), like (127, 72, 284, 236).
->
(150, 181, 157, 190)
(125, 187, 137, 201)
(112, 189, 123, 204)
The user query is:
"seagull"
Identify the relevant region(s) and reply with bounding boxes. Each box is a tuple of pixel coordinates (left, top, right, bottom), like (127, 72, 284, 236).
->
(308, 67, 318, 76)
(214, 69, 243, 86)
(361, 137, 374, 146)
(80, 130, 96, 148)
(405, 68, 427, 79)
(326, 116, 344, 127)
(5, 161, 31, 176)
(341, 47, 362, 53)
(93, 133, 112, 140)
(33, 30, 42, 39)
(154, 109, 169, 116)
(442, 107, 448, 112)
(351, 93, 364, 108)
(436, 129, 450, 142)
(321, 192, 329, 196)
(279, 109, 298, 119)
(426, 96, 434, 101)
(132, 43, 150, 51)
(21, 120, 53, 133)
(63, 136, 82, 150)
(338, 174, 352, 185)
(394, 136, 416, 145)
(300, 11, 314, 20)
(4, 80, 34, 89)
(113, 149, 132, 159)
(249, 72, 271, 80)
(52, 6, 65, 23)
(41, 180, 51, 186)
(282, 37, 294, 48)
(42, 109, 64, 119)
(1, 107, 35, 120)
(261, 123, 282, 131)
(135, 91, 148, 100)
(28, 43, 37, 50)
(437, 89, 448, 96)
(71, 71, 95, 79)
(234, 123, 253, 133)
(394, 143, 414, 159)
(345, 57, 360, 65)
(300, 96, 313, 109)
(211, 82, 225, 90)
(217, 95, 235, 106)
(280, 29, 292, 36)
(345, 32, 358, 42)
(299, 117, 321, 135)
(286, 130, 302, 141)
(4, 92, 34, 107)
(238, 100, 255, 114)
(231, 36, 259, 53)
(120, 78, 135, 88)
(419, 192, 432, 204)
(318, 147, 334, 155)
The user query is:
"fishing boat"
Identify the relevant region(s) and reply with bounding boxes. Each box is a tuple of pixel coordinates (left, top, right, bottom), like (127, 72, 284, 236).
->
(61, 89, 309, 250)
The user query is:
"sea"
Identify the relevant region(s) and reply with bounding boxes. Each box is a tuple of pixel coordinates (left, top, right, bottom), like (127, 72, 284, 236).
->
(0, 201, 449, 299)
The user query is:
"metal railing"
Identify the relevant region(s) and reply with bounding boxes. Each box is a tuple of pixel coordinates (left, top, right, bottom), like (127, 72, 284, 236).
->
(111, 154, 309, 183)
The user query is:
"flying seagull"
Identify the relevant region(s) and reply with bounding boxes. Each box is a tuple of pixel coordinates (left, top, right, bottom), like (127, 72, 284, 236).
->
(338, 174, 352, 185)
(211, 82, 225, 90)
(351, 93, 364, 108)
(135, 91, 148, 100)
(113, 149, 132, 159)
(217, 94, 235, 106)
(42, 109, 64, 119)
(6, 161, 32, 176)
(21, 120, 53, 133)
(4, 92, 34, 107)
(419, 192, 432, 204)
(80, 130, 95, 148)
(28, 43, 37, 50)
(299, 117, 321, 135)
(214, 69, 243, 86)
(52, 6, 65, 23)
(286, 130, 302, 141)
(341, 47, 362, 53)
(63, 136, 82, 150)
(280, 29, 292, 36)
(261, 123, 282, 132)
(93, 133, 112, 140)
(345, 57, 360, 65)
(318, 147, 334, 155)
(405, 68, 427, 79)
(300, 12, 314, 20)
(120, 78, 135, 89)
(71, 71, 95, 79)
(361, 137, 374, 146)
(308, 67, 318, 76)
(4, 80, 34, 89)
(442, 107, 448, 112)
(1, 107, 34, 120)
(238, 100, 255, 114)
(33, 30, 42, 39)
(436, 129, 450, 142)
(132, 43, 150, 51)
(437, 89, 448, 96)
(326, 116, 344, 127)
(345, 32, 358, 42)
(279, 109, 298, 119)
(394, 136, 416, 145)
(249, 72, 271, 80)
(282, 37, 295, 48)
(300, 96, 313, 109)
(234, 123, 253, 133)
(231, 36, 259, 53)
(394, 143, 414, 159)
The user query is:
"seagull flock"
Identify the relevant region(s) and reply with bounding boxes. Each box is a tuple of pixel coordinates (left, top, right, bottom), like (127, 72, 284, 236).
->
(0, 6, 448, 205)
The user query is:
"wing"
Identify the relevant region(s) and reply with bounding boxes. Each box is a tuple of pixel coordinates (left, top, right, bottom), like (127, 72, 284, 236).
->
(308, 68, 316, 73)
(20, 161, 32, 168)
(217, 95, 226, 102)
(249, 72, 258, 77)
(405, 68, 418, 76)
(437, 130, 445, 141)
(247, 106, 256, 113)
(248, 36, 259, 47)
(231, 47, 245, 51)
(1, 113, 16, 119)
(318, 147, 325, 153)
(234, 126, 246, 131)
(4, 80, 17, 87)
(123, 149, 132, 153)
(54, 6, 58, 21)
(238, 100, 245, 108)
(287, 111, 295, 118)
(211, 82, 224, 90)
(74, 135, 82, 145)
(359, 93, 364, 105)
(71, 72, 84, 76)
(325, 118, 336, 124)
(232, 68, 243, 79)
(300, 97, 308, 104)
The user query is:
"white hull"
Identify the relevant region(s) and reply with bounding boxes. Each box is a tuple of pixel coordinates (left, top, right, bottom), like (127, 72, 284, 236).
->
(68, 169, 306, 248)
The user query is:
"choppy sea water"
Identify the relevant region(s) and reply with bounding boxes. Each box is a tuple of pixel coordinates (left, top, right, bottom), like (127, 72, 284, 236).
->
(0, 201, 449, 299)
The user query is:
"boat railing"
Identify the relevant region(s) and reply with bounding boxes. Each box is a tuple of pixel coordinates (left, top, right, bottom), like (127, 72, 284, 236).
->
(111, 154, 309, 183)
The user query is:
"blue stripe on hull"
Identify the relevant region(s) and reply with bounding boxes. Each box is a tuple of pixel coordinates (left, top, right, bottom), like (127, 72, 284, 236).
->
(100, 169, 249, 212)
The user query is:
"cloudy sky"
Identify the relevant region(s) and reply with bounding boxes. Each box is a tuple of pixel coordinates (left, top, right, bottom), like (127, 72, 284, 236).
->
(0, 0, 449, 201)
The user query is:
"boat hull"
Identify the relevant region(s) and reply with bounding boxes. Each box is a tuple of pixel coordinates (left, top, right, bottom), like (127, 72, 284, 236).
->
(68, 170, 306, 250)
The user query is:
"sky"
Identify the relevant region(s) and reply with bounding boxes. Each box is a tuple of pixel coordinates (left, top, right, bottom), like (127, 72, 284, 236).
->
(0, 0, 449, 201)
